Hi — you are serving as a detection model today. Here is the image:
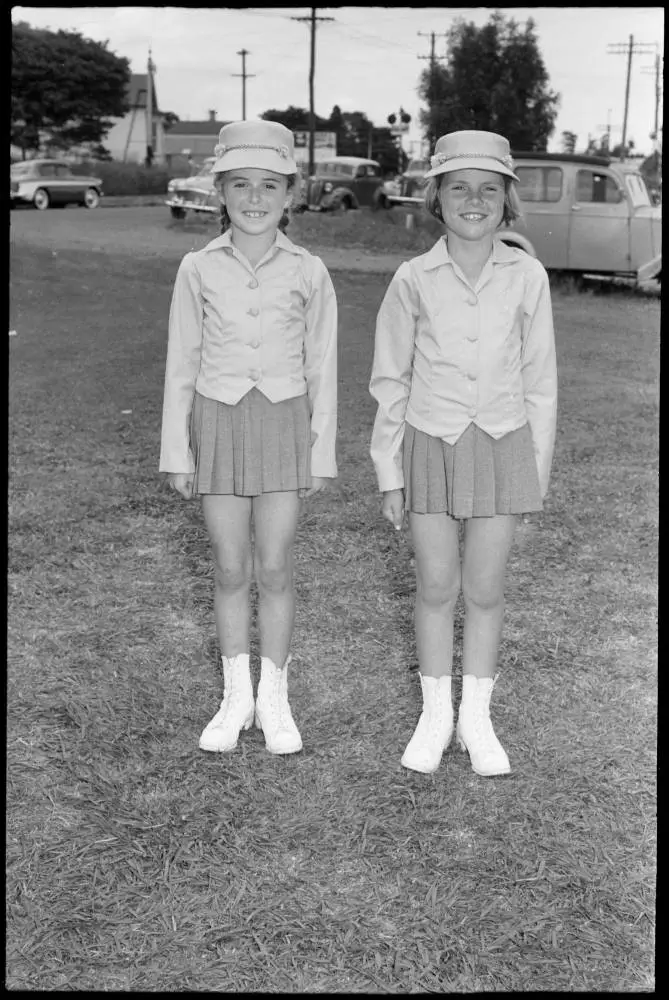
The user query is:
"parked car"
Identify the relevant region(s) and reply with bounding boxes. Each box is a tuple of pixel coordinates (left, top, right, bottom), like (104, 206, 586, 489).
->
(10, 159, 103, 210)
(375, 157, 429, 208)
(166, 157, 218, 219)
(501, 152, 661, 284)
(303, 157, 384, 212)
(381, 151, 661, 285)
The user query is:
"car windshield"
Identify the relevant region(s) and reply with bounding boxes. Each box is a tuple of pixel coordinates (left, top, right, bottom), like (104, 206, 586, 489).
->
(316, 162, 355, 177)
(11, 163, 33, 177)
(625, 172, 652, 208)
(406, 160, 429, 174)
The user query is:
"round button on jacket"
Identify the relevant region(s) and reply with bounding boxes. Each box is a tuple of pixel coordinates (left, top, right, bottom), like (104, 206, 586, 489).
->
(247, 306, 260, 317)
(247, 279, 258, 289)
(249, 370, 261, 381)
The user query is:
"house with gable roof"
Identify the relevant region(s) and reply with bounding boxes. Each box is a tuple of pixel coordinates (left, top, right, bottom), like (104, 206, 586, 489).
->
(103, 72, 167, 163)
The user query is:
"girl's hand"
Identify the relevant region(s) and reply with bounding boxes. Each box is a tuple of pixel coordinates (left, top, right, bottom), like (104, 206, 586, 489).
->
(299, 476, 328, 499)
(168, 473, 195, 499)
(382, 489, 405, 531)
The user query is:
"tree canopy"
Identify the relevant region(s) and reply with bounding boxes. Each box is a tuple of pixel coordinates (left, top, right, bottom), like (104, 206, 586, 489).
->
(11, 21, 130, 155)
(418, 12, 560, 152)
(260, 104, 407, 174)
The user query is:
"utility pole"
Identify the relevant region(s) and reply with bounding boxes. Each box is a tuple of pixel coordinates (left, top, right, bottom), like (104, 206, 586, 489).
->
(596, 109, 621, 153)
(607, 35, 656, 159)
(642, 49, 663, 143)
(418, 31, 448, 147)
(232, 48, 255, 120)
(292, 7, 334, 176)
(145, 47, 155, 166)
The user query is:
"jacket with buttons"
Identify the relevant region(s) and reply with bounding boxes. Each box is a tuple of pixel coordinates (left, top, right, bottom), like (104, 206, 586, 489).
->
(160, 229, 338, 477)
(369, 236, 557, 496)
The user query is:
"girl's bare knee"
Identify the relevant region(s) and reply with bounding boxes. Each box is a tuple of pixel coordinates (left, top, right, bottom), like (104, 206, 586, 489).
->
(212, 551, 252, 594)
(255, 557, 292, 596)
(462, 579, 504, 612)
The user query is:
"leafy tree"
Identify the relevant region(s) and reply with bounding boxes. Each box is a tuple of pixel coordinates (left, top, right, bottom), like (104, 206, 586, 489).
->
(418, 11, 560, 151)
(261, 105, 330, 130)
(162, 111, 180, 130)
(11, 21, 130, 156)
(326, 106, 407, 173)
(259, 103, 407, 174)
(560, 131, 577, 153)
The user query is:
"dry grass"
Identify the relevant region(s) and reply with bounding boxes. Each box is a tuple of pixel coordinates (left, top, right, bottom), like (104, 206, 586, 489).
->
(7, 214, 657, 991)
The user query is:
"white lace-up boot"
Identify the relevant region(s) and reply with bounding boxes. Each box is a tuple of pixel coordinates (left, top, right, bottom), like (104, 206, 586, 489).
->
(401, 673, 454, 774)
(198, 654, 255, 752)
(254, 655, 303, 755)
(456, 674, 511, 776)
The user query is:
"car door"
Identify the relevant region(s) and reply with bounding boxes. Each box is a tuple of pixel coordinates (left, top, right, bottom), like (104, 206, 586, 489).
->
(37, 163, 63, 203)
(567, 168, 631, 274)
(353, 165, 382, 207)
(513, 164, 569, 269)
(55, 164, 82, 202)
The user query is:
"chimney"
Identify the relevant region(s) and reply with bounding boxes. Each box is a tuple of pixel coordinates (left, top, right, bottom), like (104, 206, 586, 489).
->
(208, 110, 216, 123)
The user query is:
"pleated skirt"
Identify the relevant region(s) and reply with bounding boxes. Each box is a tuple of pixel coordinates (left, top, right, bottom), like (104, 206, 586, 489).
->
(403, 421, 543, 518)
(190, 389, 312, 496)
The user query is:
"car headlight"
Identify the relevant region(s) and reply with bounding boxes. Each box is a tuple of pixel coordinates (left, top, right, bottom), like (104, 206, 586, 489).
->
(168, 180, 178, 192)
(323, 181, 333, 193)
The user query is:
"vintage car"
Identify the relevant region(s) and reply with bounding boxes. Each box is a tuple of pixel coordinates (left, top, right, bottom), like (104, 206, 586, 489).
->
(10, 159, 103, 210)
(375, 157, 429, 208)
(381, 151, 661, 284)
(303, 157, 384, 212)
(166, 157, 218, 219)
(501, 152, 661, 284)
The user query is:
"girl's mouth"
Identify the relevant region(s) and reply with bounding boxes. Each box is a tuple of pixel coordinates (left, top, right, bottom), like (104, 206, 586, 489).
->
(243, 210, 268, 218)
(461, 213, 487, 221)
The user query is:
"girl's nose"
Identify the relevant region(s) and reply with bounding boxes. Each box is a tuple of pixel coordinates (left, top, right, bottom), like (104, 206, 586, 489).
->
(247, 187, 262, 203)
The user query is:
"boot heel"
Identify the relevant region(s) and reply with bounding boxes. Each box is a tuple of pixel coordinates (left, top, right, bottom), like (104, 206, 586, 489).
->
(254, 711, 263, 731)
(456, 734, 467, 752)
(243, 710, 254, 731)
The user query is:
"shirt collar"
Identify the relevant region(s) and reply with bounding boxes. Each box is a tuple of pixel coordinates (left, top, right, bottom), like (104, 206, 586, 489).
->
(202, 228, 306, 256)
(421, 235, 521, 270)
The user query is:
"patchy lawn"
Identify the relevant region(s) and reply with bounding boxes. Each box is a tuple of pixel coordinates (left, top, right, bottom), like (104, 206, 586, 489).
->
(7, 219, 657, 991)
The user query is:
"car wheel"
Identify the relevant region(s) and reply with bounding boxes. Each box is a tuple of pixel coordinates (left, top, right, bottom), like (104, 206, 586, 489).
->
(84, 188, 100, 209)
(170, 206, 187, 219)
(33, 188, 51, 211)
(334, 198, 352, 214)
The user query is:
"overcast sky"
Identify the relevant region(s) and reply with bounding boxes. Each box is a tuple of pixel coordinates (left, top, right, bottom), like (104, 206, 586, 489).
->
(12, 5, 664, 156)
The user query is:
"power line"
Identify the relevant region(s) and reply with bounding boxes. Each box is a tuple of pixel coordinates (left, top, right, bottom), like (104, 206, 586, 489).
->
(607, 35, 656, 158)
(231, 48, 256, 121)
(291, 7, 335, 175)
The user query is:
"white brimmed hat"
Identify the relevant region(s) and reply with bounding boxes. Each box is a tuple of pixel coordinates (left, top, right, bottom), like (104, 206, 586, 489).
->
(211, 120, 297, 175)
(425, 130, 518, 181)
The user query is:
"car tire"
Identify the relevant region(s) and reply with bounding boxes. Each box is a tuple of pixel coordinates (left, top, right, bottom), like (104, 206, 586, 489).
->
(170, 206, 187, 219)
(33, 188, 51, 211)
(334, 198, 352, 214)
(84, 188, 100, 209)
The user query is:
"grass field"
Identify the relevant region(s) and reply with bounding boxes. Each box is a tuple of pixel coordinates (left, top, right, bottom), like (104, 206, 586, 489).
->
(8, 209, 658, 991)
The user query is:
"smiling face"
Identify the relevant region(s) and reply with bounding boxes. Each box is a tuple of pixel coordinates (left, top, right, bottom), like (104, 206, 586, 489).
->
(438, 168, 506, 244)
(218, 167, 292, 238)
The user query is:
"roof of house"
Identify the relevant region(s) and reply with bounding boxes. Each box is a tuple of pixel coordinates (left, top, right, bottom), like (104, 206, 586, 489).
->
(127, 73, 160, 113)
(164, 120, 230, 136)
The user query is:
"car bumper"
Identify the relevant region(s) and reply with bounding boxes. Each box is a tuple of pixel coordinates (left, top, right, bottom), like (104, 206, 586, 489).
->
(166, 195, 217, 214)
(637, 253, 662, 282)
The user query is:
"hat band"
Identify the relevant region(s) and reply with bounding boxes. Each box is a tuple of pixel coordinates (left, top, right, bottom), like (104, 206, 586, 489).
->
(214, 142, 291, 160)
(430, 151, 515, 170)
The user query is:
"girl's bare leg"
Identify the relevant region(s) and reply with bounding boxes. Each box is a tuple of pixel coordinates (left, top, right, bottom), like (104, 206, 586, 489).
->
(252, 490, 301, 666)
(201, 494, 253, 656)
(461, 514, 518, 678)
(409, 511, 461, 677)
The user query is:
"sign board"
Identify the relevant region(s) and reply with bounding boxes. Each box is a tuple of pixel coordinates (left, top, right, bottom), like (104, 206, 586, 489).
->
(293, 131, 337, 150)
